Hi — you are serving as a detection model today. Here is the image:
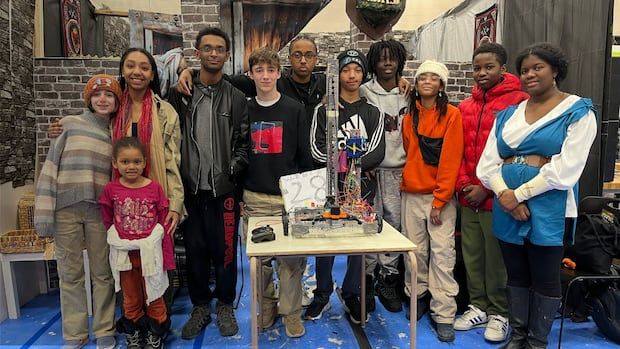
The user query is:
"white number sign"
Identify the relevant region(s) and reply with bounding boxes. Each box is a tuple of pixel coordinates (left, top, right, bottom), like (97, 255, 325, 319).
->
(279, 168, 327, 212)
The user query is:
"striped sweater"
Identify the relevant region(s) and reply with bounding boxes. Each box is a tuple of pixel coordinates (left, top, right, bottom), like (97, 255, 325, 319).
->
(34, 111, 112, 236)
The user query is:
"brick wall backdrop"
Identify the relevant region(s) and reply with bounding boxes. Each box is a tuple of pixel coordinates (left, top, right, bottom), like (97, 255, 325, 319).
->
(1, 0, 35, 187)
(33, 58, 119, 167)
(181, 0, 219, 58)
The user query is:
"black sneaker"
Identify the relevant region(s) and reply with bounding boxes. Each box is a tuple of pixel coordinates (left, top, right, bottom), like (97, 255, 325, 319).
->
(116, 316, 143, 348)
(125, 329, 143, 349)
(376, 274, 402, 312)
(341, 294, 368, 325)
(144, 331, 164, 349)
(365, 274, 376, 312)
(181, 305, 212, 340)
(216, 301, 239, 337)
(303, 299, 331, 320)
(435, 322, 455, 342)
(143, 317, 170, 349)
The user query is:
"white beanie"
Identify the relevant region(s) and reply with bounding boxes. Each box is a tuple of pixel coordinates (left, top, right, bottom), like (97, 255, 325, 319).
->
(414, 60, 449, 87)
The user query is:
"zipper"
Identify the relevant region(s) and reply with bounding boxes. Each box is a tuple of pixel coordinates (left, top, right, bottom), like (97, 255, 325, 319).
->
(208, 89, 217, 197)
(471, 93, 486, 179)
(189, 93, 205, 194)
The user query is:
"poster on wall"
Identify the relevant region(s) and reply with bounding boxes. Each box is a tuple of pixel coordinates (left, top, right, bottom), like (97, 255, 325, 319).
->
(61, 0, 83, 56)
(474, 4, 497, 50)
(242, 0, 330, 70)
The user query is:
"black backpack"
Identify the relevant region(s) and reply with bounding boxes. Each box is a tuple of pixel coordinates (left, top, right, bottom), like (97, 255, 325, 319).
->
(589, 267, 620, 344)
(565, 197, 620, 275)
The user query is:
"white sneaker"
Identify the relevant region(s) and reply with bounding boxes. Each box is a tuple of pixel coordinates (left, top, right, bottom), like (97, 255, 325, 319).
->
(453, 304, 488, 330)
(484, 315, 509, 342)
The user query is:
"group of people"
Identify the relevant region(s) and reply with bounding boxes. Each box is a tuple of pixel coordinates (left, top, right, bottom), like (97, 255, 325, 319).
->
(33, 22, 597, 349)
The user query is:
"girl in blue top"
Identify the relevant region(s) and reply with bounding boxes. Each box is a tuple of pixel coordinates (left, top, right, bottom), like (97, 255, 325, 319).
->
(477, 43, 597, 349)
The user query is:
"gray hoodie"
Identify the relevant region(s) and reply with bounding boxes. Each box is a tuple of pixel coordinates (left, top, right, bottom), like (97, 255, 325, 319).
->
(360, 78, 409, 168)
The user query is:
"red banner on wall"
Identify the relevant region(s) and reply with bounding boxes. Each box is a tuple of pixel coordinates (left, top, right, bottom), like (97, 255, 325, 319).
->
(61, 0, 83, 56)
(474, 4, 497, 50)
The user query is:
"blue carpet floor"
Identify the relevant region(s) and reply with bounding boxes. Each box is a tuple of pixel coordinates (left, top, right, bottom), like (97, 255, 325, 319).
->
(0, 249, 617, 348)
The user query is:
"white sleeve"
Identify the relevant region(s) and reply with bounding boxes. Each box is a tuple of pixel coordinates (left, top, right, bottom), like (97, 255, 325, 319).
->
(514, 111, 597, 202)
(476, 120, 509, 195)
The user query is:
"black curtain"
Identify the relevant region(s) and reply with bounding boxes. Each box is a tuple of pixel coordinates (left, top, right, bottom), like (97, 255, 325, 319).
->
(502, 0, 614, 198)
(43, 0, 103, 57)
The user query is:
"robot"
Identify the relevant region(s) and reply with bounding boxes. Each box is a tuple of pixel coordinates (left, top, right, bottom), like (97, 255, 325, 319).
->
(287, 59, 380, 238)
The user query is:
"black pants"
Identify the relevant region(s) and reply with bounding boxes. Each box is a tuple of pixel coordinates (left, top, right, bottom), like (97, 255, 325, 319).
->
(183, 190, 239, 305)
(314, 255, 362, 302)
(498, 239, 564, 297)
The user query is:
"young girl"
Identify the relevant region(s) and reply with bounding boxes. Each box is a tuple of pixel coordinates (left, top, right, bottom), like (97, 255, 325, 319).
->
(34, 74, 121, 349)
(401, 60, 463, 343)
(99, 137, 175, 349)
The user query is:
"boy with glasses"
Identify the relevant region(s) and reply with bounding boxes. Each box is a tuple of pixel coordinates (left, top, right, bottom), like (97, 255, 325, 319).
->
(167, 27, 250, 340)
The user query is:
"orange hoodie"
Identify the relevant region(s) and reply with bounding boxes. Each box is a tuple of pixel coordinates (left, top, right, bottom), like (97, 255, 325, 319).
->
(401, 101, 464, 209)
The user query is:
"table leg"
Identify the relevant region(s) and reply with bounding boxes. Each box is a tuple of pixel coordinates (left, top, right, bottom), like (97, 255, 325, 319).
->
(408, 251, 417, 349)
(360, 254, 366, 328)
(1, 256, 20, 319)
(250, 256, 258, 349)
(257, 257, 263, 333)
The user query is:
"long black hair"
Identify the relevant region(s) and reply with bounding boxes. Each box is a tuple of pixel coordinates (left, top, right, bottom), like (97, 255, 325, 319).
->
(408, 80, 449, 130)
(118, 47, 162, 96)
(367, 39, 407, 83)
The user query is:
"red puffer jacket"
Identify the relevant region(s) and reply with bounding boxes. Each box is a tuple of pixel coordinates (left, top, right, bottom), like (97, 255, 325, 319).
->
(456, 73, 529, 211)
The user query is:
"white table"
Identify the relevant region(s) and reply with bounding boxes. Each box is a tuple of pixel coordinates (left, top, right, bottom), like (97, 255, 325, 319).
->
(0, 249, 92, 319)
(246, 217, 418, 348)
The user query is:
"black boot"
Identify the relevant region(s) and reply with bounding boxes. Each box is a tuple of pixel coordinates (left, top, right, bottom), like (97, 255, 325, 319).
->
(376, 273, 403, 312)
(501, 286, 530, 349)
(526, 292, 561, 349)
(142, 316, 171, 349)
(116, 316, 143, 349)
(365, 274, 376, 312)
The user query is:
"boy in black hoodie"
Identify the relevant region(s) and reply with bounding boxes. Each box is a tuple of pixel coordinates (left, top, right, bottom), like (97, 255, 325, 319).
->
(305, 49, 385, 324)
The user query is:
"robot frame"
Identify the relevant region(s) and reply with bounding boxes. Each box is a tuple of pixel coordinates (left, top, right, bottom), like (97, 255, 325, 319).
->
(285, 59, 382, 238)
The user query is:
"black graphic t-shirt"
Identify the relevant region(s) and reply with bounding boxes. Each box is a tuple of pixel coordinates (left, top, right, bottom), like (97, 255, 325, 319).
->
(244, 94, 313, 195)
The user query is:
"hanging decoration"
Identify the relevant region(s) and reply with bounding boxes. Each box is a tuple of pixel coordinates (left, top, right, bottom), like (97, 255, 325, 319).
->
(346, 0, 407, 40)
(61, 0, 83, 56)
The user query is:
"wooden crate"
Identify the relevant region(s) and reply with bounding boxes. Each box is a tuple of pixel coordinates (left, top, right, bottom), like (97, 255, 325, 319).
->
(0, 229, 52, 254)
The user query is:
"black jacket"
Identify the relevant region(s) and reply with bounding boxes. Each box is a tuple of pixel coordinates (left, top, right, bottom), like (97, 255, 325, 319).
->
(168, 76, 249, 197)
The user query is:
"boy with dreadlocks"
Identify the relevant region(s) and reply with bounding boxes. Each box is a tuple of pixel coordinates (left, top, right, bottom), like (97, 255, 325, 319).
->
(360, 39, 410, 314)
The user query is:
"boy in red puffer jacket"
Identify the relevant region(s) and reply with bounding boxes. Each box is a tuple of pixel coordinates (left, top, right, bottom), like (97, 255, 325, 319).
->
(454, 43, 529, 342)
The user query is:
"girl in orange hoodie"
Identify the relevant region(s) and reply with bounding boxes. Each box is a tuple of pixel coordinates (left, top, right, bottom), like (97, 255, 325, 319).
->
(401, 60, 464, 343)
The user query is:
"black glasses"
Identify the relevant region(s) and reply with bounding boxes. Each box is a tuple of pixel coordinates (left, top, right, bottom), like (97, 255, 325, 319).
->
(290, 52, 317, 60)
(198, 45, 227, 54)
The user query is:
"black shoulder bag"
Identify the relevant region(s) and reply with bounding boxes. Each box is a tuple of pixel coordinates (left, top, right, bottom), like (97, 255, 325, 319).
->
(412, 111, 443, 167)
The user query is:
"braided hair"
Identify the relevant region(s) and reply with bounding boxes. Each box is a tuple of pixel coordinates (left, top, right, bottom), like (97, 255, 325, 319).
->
(367, 39, 407, 82)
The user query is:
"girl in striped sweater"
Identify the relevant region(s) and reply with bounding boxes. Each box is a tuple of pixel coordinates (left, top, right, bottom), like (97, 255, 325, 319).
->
(34, 74, 121, 349)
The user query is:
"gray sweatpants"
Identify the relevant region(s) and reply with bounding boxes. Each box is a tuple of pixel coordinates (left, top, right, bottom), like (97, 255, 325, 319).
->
(365, 168, 402, 277)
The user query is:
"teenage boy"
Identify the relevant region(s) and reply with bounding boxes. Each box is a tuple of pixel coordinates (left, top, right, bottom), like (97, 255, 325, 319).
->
(167, 27, 250, 339)
(454, 43, 529, 342)
(242, 47, 313, 338)
(360, 39, 410, 313)
(305, 49, 386, 324)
